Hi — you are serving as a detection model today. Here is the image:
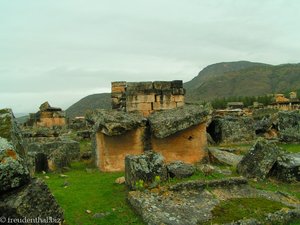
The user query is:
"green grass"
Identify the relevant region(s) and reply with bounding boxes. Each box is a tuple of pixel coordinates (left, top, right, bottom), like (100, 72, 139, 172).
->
(279, 143, 300, 153)
(79, 139, 92, 153)
(37, 162, 144, 225)
(206, 197, 291, 224)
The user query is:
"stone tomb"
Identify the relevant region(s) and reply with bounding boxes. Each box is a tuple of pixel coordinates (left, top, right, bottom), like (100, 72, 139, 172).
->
(87, 105, 210, 171)
(111, 80, 185, 117)
(26, 101, 66, 127)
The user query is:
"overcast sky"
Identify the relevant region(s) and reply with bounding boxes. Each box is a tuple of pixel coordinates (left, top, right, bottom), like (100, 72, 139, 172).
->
(1, 0, 300, 114)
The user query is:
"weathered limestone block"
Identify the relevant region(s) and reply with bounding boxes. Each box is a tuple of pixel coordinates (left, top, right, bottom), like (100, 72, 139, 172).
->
(172, 87, 185, 95)
(48, 146, 71, 171)
(151, 123, 207, 164)
(166, 161, 195, 178)
(271, 153, 300, 182)
(149, 105, 210, 164)
(86, 109, 146, 136)
(0, 108, 25, 156)
(207, 116, 256, 144)
(111, 81, 126, 93)
(152, 101, 176, 110)
(237, 139, 283, 179)
(208, 148, 243, 167)
(127, 102, 153, 112)
(96, 127, 145, 171)
(278, 110, 300, 142)
(39, 101, 51, 111)
(126, 94, 155, 103)
(125, 152, 167, 190)
(126, 82, 153, 91)
(0, 137, 30, 192)
(171, 80, 183, 88)
(149, 105, 211, 139)
(0, 178, 63, 224)
(87, 109, 147, 171)
(174, 95, 185, 102)
(153, 81, 172, 90)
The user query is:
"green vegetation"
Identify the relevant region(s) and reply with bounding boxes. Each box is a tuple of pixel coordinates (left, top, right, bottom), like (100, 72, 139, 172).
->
(207, 197, 291, 224)
(185, 61, 300, 103)
(210, 95, 273, 109)
(37, 162, 144, 225)
(279, 143, 300, 153)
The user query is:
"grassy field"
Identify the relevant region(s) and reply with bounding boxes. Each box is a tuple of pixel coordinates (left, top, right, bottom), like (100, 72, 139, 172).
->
(38, 162, 144, 225)
(38, 141, 300, 225)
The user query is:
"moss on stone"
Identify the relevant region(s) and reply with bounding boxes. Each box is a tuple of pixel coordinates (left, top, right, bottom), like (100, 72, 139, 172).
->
(208, 197, 291, 224)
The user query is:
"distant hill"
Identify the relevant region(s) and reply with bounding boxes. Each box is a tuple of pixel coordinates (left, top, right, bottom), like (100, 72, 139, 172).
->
(65, 61, 300, 117)
(66, 93, 111, 119)
(185, 61, 300, 102)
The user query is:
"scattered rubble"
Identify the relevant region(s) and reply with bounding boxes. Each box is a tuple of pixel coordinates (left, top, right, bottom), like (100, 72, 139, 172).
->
(166, 161, 195, 179)
(208, 147, 243, 167)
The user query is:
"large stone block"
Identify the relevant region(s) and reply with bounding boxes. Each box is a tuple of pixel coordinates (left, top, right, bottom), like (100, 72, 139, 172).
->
(152, 101, 177, 110)
(153, 81, 172, 90)
(0, 137, 30, 192)
(271, 153, 300, 182)
(0, 108, 25, 156)
(151, 123, 207, 164)
(96, 128, 145, 171)
(174, 95, 185, 102)
(237, 139, 283, 179)
(126, 102, 153, 112)
(126, 82, 153, 91)
(171, 80, 183, 88)
(111, 81, 126, 93)
(125, 151, 167, 190)
(126, 94, 155, 103)
(0, 178, 63, 224)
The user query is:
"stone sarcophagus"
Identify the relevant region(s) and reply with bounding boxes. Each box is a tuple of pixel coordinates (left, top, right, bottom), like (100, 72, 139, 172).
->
(87, 105, 211, 172)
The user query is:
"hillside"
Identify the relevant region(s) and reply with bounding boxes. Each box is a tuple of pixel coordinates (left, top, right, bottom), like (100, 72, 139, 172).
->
(65, 61, 300, 117)
(66, 93, 111, 119)
(185, 62, 300, 102)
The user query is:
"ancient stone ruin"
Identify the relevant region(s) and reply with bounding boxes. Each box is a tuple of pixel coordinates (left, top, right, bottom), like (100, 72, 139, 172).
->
(87, 80, 210, 171)
(111, 80, 185, 117)
(25, 101, 66, 127)
(0, 108, 63, 223)
(87, 105, 210, 171)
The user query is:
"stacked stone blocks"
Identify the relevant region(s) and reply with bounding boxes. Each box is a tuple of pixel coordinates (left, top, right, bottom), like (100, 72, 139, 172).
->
(111, 80, 185, 117)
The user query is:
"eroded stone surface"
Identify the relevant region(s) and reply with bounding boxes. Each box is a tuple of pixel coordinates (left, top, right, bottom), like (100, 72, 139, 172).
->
(0, 178, 63, 224)
(166, 161, 195, 179)
(271, 153, 300, 182)
(0, 137, 30, 192)
(125, 151, 167, 190)
(208, 148, 243, 167)
(148, 105, 211, 139)
(86, 109, 146, 136)
(237, 139, 283, 179)
(128, 177, 300, 225)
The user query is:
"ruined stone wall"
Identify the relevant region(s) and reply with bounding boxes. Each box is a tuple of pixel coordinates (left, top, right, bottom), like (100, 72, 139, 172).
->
(111, 81, 185, 117)
(151, 123, 207, 164)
